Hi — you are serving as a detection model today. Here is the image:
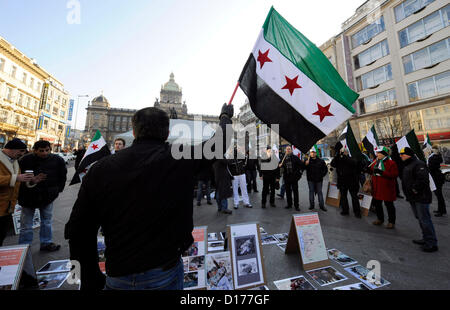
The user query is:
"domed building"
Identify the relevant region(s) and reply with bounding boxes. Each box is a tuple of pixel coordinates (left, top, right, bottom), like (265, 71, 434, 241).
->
(84, 73, 221, 147)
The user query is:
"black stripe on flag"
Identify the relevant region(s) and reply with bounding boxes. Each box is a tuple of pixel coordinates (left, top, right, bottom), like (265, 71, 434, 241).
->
(70, 145, 111, 185)
(239, 54, 325, 153)
(362, 136, 375, 156)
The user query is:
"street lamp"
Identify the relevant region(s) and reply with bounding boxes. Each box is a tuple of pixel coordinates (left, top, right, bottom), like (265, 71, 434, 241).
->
(74, 95, 89, 131)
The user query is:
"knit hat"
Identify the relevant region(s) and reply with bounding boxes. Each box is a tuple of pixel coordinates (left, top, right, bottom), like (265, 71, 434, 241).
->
(4, 138, 27, 150)
(399, 147, 415, 157)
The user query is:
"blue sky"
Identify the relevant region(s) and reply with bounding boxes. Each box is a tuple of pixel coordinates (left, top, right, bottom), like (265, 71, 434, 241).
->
(0, 0, 363, 129)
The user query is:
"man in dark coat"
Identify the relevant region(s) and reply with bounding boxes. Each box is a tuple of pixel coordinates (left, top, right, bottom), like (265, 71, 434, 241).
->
(213, 159, 233, 214)
(74, 146, 86, 171)
(245, 150, 260, 193)
(305, 148, 328, 212)
(259, 147, 280, 208)
(65, 104, 233, 290)
(279, 146, 305, 211)
(196, 161, 213, 206)
(400, 147, 438, 253)
(427, 145, 447, 217)
(18, 140, 67, 251)
(330, 147, 361, 218)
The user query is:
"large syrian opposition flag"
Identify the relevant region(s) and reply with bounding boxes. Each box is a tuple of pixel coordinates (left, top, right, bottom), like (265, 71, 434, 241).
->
(238, 7, 359, 153)
(70, 130, 111, 185)
(337, 122, 362, 161)
(362, 125, 380, 157)
(396, 129, 436, 191)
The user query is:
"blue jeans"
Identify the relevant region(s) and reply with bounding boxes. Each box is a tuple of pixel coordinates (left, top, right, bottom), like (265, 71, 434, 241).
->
(409, 202, 438, 248)
(279, 179, 285, 197)
(105, 258, 184, 290)
(308, 181, 324, 208)
(216, 198, 228, 212)
(197, 180, 211, 203)
(18, 203, 53, 245)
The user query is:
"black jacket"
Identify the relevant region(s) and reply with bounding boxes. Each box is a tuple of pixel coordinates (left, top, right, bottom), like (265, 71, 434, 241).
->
(330, 154, 360, 191)
(245, 156, 260, 172)
(428, 153, 445, 187)
(18, 153, 67, 209)
(74, 149, 86, 171)
(259, 155, 280, 180)
(228, 152, 247, 176)
(305, 157, 328, 183)
(402, 157, 432, 204)
(64, 114, 232, 290)
(281, 154, 305, 183)
(213, 159, 233, 200)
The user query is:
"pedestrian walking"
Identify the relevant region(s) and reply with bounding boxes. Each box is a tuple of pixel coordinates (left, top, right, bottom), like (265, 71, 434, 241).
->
(427, 145, 447, 217)
(330, 147, 362, 218)
(399, 147, 438, 253)
(65, 104, 234, 290)
(245, 150, 260, 194)
(279, 146, 305, 211)
(18, 140, 67, 251)
(0, 139, 32, 246)
(228, 147, 252, 209)
(305, 148, 328, 212)
(260, 147, 280, 208)
(369, 146, 398, 229)
(213, 159, 233, 215)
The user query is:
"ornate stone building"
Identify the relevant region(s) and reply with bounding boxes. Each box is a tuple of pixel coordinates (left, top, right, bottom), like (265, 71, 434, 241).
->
(85, 73, 221, 146)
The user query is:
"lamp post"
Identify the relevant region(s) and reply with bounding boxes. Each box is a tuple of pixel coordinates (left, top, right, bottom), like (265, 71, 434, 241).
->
(74, 95, 89, 131)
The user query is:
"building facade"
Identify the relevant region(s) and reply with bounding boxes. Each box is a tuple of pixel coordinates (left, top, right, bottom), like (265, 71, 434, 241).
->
(0, 35, 70, 150)
(320, 0, 450, 148)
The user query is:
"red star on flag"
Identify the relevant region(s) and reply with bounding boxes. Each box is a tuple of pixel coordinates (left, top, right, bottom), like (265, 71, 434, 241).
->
(92, 144, 98, 150)
(281, 75, 302, 96)
(257, 49, 272, 69)
(312, 103, 334, 122)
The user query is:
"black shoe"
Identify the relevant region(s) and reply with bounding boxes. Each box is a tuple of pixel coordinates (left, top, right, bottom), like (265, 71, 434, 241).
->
(254, 190, 259, 193)
(207, 201, 212, 205)
(270, 203, 276, 208)
(422, 245, 438, 253)
(262, 204, 266, 209)
(285, 205, 292, 209)
(355, 214, 362, 218)
(295, 206, 300, 211)
(309, 206, 315, 210)
(221, 209, 232, 215)
(320, 206, 327, 212)
(277, 194, 284, 199)
(197, 202, 201, 206)
(244, 204, 253, 208)
(435, 212, 446, 217)
(40, 243, 61, 252)
(340, 211, 349, 216)
(412, 239, 425, 245)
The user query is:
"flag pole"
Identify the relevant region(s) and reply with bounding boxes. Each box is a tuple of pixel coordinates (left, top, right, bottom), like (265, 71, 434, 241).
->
(228, 82, 240, 105)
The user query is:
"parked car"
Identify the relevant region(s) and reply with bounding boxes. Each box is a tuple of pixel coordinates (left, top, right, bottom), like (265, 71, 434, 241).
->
(55, 152, 70, 164)
(441, 164, 450, 182)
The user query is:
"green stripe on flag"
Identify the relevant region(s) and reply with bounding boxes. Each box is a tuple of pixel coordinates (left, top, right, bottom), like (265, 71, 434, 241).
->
(262, 7, 358, 113)
(91, 130, 102, 142)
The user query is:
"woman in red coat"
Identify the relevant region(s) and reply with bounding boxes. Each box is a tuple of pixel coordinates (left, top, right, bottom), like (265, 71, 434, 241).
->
(369, 146, 399, 229)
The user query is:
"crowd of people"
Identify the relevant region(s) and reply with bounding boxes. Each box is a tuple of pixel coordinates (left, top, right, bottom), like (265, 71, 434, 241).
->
(0, 103, 447, 290)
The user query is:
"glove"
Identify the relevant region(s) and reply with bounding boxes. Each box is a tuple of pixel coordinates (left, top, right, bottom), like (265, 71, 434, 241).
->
(220, 103, 234, 119)
(373, 168, 383, 176)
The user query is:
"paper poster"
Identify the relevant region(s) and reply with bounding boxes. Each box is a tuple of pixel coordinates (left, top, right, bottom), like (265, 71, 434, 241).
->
(37, 260, 71, 274)
(273, 233, 288, 243)
(205, 252, 234, 290)
(229, 223, 265, 290)
(327, 249, 357, 267)
(38, 273, 69, 290)
(183, 226, 207, 290)
(344, 265, 390, 289)
(358, 193, 372, 216)
(261, 235, 278, 245)
(328, 183, 339, 199)
(0, 246, 28, 290)
(208, 241, 225, 253)
(333, 282, 370, 290)
(295, 214, 328, 265)
(306, 266, 347, 286)
(97, 236, 106, 274)
(274, 275, 316, 290)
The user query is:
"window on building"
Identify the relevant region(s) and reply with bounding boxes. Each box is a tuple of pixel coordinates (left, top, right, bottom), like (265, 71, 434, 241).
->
(6, 87, 13, 101)
(354, 39, 390, 69)
(359, 89, 397, 114)
(36, 82, 41, 92)
(0, 58, 5, 71)
(408, 70, 450, 101)
(403, 38, 450, 74)
(22, 73, 27, 84)
(43, 119, 48, 129)
(356, 63, 392, 91)
(351, 16, 385, 49)
(399, 5, 450, 48)
(52, 106, 59, 115)
(60, 110, 65, 118)
(26, 97, 31, 109)
(34, 100, 38, 111)
(29, 77, 34, 89)
(94, 114, 100, 120)
(17, 93, 24, 106)
(11, 66, 17, 78)
(395, 0, 435, 23)
(45, 103, 51, 112)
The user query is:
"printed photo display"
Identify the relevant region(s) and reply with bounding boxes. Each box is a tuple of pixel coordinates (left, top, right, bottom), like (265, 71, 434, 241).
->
(37, 273, 69, 290)
(345, 265, 390, 289)
(273, 233, 288, 243)
(306, 266, 348, 286)
(182, 226, 207, 290)
(277, 243, 287, 252)
(208, 241, 225, 253)
(12, 208, 41, 235)
(229, 223, 265, 290)
(207, 233, 219, 241)
(261, 235, 278, 245)
(206, 252, 234, 290)
(37, 260, 71, 274)
(274, 276, 316, 290)
(333, 282, 370, 290)
(327, 249, 357, 267)
(0, 246, 28, 290)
